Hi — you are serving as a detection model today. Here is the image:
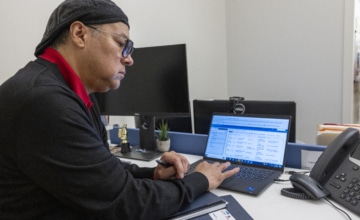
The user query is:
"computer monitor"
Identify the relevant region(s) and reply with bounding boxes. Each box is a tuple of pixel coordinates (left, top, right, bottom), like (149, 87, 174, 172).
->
(95, 44, 190, 114)
(95, 44, 191, 159)
(193, 99, 296, 142)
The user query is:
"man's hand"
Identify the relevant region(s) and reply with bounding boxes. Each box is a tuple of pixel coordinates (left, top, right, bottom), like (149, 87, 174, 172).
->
(153, 151, 190, 180)
(194, 161, 240, 191)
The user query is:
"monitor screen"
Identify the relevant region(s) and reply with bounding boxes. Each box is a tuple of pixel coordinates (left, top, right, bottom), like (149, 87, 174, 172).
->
(95, 44, 190, 115)
(193, 99, 296, 142)
(94, 44, 192, 132)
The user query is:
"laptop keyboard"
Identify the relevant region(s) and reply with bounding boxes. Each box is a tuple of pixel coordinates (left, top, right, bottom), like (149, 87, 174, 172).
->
(188, 160, 274, 183)
(226, 165, 274, 182)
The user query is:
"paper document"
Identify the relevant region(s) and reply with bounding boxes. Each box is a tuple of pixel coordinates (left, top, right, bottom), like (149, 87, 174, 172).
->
(301, 150, 323, 170)
(209, 209, 235, 220)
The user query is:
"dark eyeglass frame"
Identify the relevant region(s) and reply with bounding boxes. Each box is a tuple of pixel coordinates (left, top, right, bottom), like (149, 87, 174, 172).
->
(87, 25, 135, 58)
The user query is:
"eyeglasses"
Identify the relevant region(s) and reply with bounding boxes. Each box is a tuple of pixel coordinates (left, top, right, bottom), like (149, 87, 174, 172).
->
(87, 25, 135, 58)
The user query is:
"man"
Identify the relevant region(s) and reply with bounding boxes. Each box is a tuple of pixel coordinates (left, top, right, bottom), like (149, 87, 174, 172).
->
(0, 0, 239, 219)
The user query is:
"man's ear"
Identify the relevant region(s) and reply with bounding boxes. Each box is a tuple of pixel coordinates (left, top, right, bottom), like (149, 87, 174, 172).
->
(69, 21, 87, 48)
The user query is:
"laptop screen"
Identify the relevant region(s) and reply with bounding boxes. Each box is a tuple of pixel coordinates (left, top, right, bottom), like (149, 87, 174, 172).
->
(204, 113, 290, 169)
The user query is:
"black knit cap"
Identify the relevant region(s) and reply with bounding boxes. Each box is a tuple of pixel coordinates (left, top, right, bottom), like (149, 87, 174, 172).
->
(35, 0, 129, 57)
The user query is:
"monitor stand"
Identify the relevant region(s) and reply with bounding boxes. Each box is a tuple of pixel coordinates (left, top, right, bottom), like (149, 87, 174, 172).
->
(114, 115, 161, 161)
(114, 146, 162, 161)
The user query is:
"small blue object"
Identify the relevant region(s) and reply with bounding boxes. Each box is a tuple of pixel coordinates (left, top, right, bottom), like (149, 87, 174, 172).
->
(247, 187, 255, 191)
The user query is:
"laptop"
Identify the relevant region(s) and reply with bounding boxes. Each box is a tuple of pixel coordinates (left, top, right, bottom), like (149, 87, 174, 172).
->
(189, 113, 291, 195)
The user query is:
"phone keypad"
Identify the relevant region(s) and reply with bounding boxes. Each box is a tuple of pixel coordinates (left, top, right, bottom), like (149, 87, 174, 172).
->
(338, 175, 359, 206)
(325, 155, 360, 215)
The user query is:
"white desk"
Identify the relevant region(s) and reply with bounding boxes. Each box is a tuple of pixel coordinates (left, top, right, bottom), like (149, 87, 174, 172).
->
(123, 154, 358, 220)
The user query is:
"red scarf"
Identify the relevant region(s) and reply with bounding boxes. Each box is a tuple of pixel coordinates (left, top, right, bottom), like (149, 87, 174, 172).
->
(39, 47, 93, 110)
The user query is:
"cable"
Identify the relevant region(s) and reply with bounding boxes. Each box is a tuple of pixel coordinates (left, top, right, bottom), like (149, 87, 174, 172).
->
(281, 186, 353, 219)
(285, 170, 310, 175)
(273, 178, 289, 182)
(274, 170, 310, 182)
(324, 198, 352, 220)
(281, 187, 312, 200)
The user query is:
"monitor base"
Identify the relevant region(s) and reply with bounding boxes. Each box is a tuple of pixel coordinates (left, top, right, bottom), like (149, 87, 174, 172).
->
(114, 145, 162, 161)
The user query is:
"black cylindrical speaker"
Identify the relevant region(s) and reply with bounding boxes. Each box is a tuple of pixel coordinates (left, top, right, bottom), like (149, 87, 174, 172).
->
(139, 115, 155, 151)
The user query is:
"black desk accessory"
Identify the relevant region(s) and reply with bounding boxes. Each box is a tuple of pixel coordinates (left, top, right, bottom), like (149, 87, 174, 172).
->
(115, 117, 162, 161)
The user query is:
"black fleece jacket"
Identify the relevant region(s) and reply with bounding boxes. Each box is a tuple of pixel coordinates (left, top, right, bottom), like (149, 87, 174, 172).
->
(0, 58, 208, 220)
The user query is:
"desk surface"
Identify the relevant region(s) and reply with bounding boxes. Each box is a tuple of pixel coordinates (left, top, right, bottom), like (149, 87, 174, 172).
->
(122, 154, 358, 220)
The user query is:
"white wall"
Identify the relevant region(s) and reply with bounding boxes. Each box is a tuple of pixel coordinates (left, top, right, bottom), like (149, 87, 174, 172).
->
(0, 1, 61, 84)
(118, 0, 228, 100)
(0, 0, 228, 128)
(0, 0, 228, 100)
(113, 0, 228, 127)
(226, 0, 353, 143)
(0, 0, 355, 144)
